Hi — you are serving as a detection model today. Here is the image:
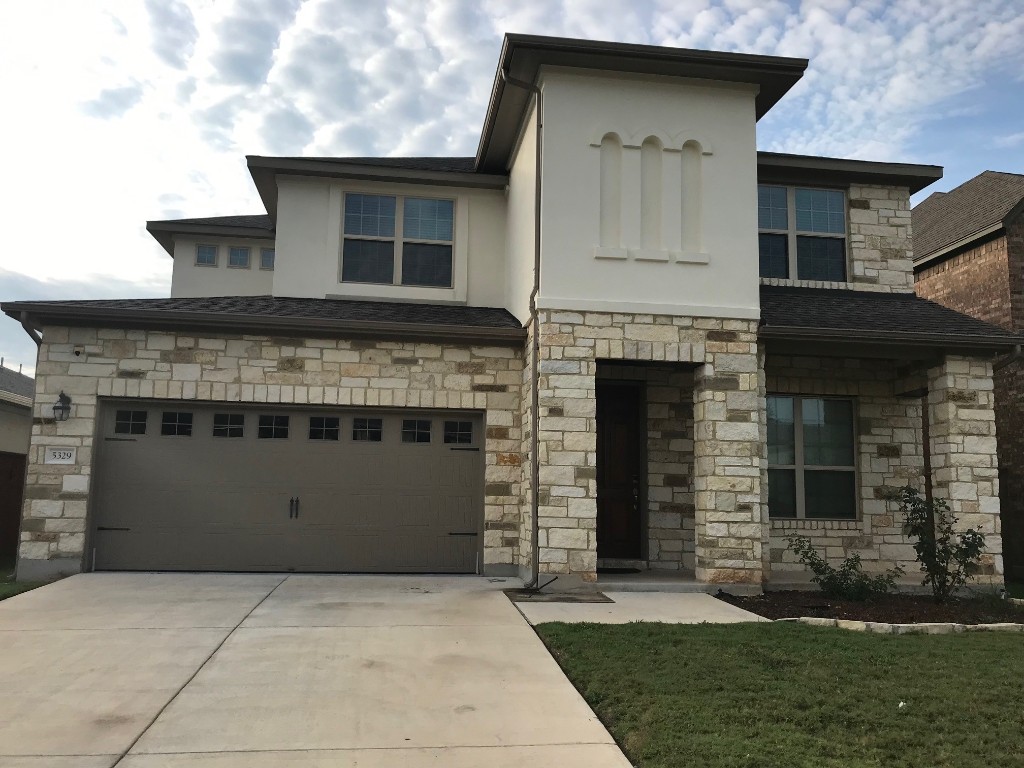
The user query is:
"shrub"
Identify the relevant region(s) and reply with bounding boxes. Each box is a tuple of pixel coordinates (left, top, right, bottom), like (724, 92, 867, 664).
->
(895, 486, 986, 603)
(786, 536, 903, 601)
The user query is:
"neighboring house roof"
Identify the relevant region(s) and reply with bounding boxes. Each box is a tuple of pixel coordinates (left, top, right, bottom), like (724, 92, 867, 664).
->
(759, 285, 1021, 350)
(1, 296, 526, 345)
(0, 365, 34, 407)
(912, 171, 1024, 265)
(146, 214, 275, 256)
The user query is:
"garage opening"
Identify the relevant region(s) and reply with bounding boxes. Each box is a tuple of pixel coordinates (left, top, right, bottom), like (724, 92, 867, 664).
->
(91, 401, 483, 573)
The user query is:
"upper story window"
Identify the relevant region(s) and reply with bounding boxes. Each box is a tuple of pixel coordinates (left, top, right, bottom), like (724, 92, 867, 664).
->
(342, 193, 454, 288)
(260, 248, 275, 270)
(228, 246, 251, 268)
(196, 244, 218, 267)
(758, 185, 847, 282)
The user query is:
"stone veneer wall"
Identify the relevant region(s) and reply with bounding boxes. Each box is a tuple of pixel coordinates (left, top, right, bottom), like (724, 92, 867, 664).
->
(20, 325, 525, 577)
(765, 354, 927, 581)
(761, 183, 914, 294)
(595, 363, 696, 571)
(536, 310, 763, 584)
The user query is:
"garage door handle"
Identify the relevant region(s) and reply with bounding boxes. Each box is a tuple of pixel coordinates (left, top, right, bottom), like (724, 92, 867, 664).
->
(294, 497, 300, 519)
(97, 526, 130, 531)
(448, 532, 478, 536)
(289, 497, 296, 518)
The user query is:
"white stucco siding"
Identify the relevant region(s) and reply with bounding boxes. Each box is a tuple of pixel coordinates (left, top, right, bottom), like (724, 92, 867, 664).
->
(505, 99, 538, 324)
(536, 69, 761, 319)
(170, 237, 276, 298)
(272, 177, 508, 307)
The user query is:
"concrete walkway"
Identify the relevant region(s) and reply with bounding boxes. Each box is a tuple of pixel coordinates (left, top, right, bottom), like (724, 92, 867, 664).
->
(515, 591, 767, 625)
(0, 573, 630, 767)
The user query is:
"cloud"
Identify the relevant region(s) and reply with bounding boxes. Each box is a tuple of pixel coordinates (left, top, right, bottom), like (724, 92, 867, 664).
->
(144, 0, 198, 69)
(260, 103, 315, 154)
(994, 131, 1024, 148)
(81, 83, 144, 118)
(209, 0, 303, 86)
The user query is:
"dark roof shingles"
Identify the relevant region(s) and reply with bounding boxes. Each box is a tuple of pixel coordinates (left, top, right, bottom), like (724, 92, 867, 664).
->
(148, 214, 275, 231)
(255, 156, 478, 173)
(6, 295, 523, 331)
(760, 285, 1020, 343)
(0, 366, 34, 399)
(912, 171, 1024, 259)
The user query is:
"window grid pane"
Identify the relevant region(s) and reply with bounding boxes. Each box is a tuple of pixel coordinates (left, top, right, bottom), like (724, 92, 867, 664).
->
(401, 243, 453, 287)
(213, 413, 244, 438)
(260, 248, 275, 270)
(161, 411, 193, 436)
(342, 239, 395, 284)
(258, 415, 289, 439)
(801, 398, 855, 466)
(402, 419, 431, 443)
(443, 420, 473, 444)
(795, 188, 845, 234)
(757, 185, 788, 230)
(758, 234, 789, 279)
(352, 417, 383, 442)
(344, 194, 396, 237)
(114, 410, 147, 435)
(228, 246, 250, 267)
(804, 470, 857, 519)
(767, 396, 795, 465)
(768, 468, 797, 518)
(796, 236, 846, 281)
(309, 416, 340, 441)
(196, 244, 217, 266)
(403, 198, 453, 241)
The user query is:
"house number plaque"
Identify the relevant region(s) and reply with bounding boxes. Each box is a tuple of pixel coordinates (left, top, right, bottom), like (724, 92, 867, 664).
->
(44, 447, 76, 465)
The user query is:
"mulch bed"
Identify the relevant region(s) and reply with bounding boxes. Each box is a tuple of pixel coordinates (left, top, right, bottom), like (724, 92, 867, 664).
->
(716, 589, 1024, 624)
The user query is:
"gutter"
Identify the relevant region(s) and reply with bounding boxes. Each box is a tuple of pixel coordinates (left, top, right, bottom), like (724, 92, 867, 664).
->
(499, 68, 546, 591)
(19, 312, 41, 347)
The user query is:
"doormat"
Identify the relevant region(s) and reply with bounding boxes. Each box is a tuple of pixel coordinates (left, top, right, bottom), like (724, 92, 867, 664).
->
(504, 589, 614, 603)
(597, 567, 642, 574)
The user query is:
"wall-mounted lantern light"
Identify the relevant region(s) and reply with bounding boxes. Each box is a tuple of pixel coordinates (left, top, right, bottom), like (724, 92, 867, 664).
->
(52, 391, 71, 422)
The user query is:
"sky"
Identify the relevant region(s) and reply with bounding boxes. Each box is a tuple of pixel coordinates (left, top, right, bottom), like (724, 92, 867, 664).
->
(1, 0, 1023, 377)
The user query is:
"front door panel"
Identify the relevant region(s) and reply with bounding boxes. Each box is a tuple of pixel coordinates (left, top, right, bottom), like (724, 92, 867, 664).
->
(596, 382, 644, 559)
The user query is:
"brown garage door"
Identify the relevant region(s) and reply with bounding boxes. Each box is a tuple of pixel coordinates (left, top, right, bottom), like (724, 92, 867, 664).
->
(91, 402, 483, 573)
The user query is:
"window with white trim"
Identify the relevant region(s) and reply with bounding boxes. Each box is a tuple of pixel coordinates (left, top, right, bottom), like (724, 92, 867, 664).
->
(196, 244, 218, 267)
(767, 395, 857, 520)
(228, 246, 251, 268)
(342, 193, 454, 288)
(758, 185, 847, 281)
(260, 247, 275, 270)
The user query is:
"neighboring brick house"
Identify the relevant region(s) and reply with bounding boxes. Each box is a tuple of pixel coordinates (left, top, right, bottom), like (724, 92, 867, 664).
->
(913, 170, 1024, 582)
(3, 35, 1019, 589)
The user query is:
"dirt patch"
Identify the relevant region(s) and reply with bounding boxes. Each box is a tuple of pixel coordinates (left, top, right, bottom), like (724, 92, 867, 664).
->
(716, 590, 1024, 624)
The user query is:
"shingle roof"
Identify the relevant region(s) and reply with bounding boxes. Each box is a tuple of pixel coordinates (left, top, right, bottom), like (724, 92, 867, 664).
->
(2, 295, 525, 344)
(912, 171, 1024, 260)
(148, 214, 275, 231)
(0, 365, 34, 400)
(266, 157, 478, 173)
(759, 285, 1020, 348)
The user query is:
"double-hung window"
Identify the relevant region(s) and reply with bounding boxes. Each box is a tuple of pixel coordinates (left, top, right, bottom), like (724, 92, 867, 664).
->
(758, 185, 847, 281)
(342, 193, 454, 288)
(228, 246, 251, 268)
(767, 395, 857, 520)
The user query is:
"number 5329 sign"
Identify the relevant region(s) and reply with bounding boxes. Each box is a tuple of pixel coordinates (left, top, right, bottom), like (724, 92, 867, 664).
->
(44, 447, 76, 465)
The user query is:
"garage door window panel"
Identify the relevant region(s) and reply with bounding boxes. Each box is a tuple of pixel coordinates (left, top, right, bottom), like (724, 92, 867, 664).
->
(115, 410, 147, 435)
(402, 419, 431, 443)
(309, 416, 340, 440)
(258, 415, 289, 439)
(443, 420, 473, 444)
(161, 412, 193, 436)
(213, 413, 244, 438)
(353, 418, 383, 442)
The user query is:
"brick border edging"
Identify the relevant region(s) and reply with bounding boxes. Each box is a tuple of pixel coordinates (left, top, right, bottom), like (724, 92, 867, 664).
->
(777, 617, 1024, 634)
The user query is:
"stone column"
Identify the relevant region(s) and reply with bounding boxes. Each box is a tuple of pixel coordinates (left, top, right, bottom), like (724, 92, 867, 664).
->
(692, 328, 766, 584)
(927, 355, 1003, 580)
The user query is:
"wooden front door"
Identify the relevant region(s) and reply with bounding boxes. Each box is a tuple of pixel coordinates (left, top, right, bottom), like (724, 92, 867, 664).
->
(596, 382, 644, 559)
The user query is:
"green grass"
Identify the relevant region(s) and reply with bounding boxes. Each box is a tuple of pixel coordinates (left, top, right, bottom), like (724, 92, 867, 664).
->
(537, 622, 1024, 768)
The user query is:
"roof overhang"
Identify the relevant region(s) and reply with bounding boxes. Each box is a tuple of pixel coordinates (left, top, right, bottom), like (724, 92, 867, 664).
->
(2, 301, 527, 347)
(912, 222, 1004, 269)
(759, 323, 1018, 355)
(0, 390, 32, 409)
(477, 33, 808, 173)
(757, 152, 943, 194)
(247, 157, 509, 222)
(146, 221, 276, 256)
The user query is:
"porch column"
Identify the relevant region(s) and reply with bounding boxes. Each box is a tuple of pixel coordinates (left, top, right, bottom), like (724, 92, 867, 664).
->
(927, 355, 1003, 581)
(692, 329, 766, 584)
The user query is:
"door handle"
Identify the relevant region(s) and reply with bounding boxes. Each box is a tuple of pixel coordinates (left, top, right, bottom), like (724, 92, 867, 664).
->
(294, 496, 300, 519)
(289, 497, 295, 518)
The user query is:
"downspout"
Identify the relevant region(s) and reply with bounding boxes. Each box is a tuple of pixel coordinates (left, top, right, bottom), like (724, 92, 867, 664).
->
(19, 312, 42, 347)
(499, 69, 546, 590)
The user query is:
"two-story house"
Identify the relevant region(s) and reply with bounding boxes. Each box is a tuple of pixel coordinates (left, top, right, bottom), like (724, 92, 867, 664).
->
(913, 170, 1024, 583)
(5, 34, 1018, 588)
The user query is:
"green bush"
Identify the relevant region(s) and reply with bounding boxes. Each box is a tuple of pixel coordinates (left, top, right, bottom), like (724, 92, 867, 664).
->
(895, 486, 986, 603)
(786, 535, 903, 600)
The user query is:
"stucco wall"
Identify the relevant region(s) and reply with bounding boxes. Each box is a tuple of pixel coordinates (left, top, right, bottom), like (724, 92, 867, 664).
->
(505, 98, 538, 325)
(20, 325, 525, 579)
(171, 236, 276, 298)
(537, 69, 761, 320)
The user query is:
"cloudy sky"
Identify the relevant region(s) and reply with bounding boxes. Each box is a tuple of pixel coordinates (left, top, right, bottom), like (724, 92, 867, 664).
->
(1, 0, 1023, 376)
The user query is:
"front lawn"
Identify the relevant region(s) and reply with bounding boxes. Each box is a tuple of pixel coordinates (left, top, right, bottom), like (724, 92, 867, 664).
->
(537, 622, 1024, 768)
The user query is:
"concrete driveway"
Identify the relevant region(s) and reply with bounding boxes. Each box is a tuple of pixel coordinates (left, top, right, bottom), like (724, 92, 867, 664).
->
(0, 573, 630, 767)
